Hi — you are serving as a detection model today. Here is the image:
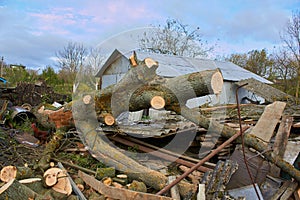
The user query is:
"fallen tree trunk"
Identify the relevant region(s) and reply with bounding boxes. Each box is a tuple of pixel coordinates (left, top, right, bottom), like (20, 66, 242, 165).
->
(73, 93, 196, 197)
(95, 67, 223, 117)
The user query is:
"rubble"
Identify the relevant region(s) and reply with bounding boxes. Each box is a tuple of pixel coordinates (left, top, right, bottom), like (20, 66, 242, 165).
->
(0, 57, 300, 199)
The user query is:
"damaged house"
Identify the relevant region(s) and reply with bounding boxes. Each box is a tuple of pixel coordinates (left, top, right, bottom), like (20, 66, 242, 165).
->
(89, 49, 300, 199)
(1, 49, 300, 199)
(95, 49, 272, 107)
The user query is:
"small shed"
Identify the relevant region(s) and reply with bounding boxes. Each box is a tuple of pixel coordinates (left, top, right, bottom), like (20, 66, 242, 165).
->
(95, 49, 272, 108)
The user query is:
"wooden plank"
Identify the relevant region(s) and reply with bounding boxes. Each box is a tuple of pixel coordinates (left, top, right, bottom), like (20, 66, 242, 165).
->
(236, 78, 296, 103)
(270, 180, 298, 200)
(273, 116, 293, 158)
(270, 116, 293, 177)
(250, 101, 286, 143)
(280, 181, 298, 200)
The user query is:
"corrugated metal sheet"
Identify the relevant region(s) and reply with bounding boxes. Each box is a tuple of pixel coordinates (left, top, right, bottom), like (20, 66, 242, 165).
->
(132, 52, 272, 84)
(96, 49, 271, 84)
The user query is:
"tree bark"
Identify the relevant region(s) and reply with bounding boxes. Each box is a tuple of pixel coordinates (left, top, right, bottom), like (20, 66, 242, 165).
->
(95, 68, 223, 117)
(73, 92, 196, 197)
(37, 130, 65, 170)
(0, 179, 40, 200)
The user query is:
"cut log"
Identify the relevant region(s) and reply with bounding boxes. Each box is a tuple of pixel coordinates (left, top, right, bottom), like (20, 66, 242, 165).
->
(52, 170, 72, 196)
(0, 179, 39, 199)
(82, 94, 92, 105)
(78, 170, 173, 200)
(109, 57, 159, 117)
(98, 113, 115, 126)
(144, 57, 158, 68)
(44, 167, 62, 187)
(95, 68, 223, 117)
(150, 96, 165, 109)
(129, 51, 138, 67)
(43, 167, 72, 195)
(57, 162, 87, 200)
(0, 166, 17, 182)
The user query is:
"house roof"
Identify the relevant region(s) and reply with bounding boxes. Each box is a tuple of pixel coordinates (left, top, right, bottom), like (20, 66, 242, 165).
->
(95, 49, 272, 84)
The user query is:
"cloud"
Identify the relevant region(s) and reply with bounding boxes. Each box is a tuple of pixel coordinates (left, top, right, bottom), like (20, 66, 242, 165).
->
(0, 0, 298, 69)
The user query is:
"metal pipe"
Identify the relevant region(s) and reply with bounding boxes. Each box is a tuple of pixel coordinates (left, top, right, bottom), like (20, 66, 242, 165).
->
(235, 83, 261, 200)
(156, 126, 249, 195)
(109, 135, 211, 172)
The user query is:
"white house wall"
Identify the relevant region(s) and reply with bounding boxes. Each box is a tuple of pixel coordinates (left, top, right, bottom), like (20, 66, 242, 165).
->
(101, 56, 129, 88)
(102, 74, 125, 89)
(103, 56, 129, 75)
(186, 81, 264, 108)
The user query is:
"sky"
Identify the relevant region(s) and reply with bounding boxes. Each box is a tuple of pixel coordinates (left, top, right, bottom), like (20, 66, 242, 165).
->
(0, 0, 299, 71)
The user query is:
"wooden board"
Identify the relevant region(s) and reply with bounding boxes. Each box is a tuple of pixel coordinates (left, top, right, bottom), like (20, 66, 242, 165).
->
(270, 116, 293, 177)
(250, 101, 286, 143)
(236, 78, 296, 103)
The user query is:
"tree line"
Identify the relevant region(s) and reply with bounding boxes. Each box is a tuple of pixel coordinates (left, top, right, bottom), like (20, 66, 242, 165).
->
(0, 11, 299, 99)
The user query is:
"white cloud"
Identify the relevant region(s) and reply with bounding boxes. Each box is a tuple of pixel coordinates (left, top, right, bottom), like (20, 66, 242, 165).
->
(0, 0, 298, 68)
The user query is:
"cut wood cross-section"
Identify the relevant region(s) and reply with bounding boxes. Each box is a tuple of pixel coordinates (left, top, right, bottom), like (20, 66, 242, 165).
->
(43, 167, 72, 195)
(150, 95, 165, 109)
(94, 60, 223, 118)
(0, 166, 17, 183)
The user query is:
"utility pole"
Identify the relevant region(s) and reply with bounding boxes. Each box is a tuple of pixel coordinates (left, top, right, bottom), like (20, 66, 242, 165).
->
(0, 56, 3, 77)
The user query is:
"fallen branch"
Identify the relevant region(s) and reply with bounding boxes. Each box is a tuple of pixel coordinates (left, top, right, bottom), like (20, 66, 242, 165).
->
(37, 129, 65, 170)
(51, 158, 96, 175)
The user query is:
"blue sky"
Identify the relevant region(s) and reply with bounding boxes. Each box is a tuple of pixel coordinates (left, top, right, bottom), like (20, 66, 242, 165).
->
(0, 0, 299, 70)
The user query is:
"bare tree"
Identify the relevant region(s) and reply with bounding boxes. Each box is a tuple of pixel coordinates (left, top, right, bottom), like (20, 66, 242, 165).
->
(280, 10, 300, 99)
(272, 48, 297, 93)
(85, 47, 105, 75)
(56, 42, 87, 74)
(139, 19, 214, 58)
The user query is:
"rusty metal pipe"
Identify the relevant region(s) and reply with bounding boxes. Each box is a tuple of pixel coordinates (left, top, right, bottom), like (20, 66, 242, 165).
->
(156, 126, 249, 196)
(109, 135, 211, 172)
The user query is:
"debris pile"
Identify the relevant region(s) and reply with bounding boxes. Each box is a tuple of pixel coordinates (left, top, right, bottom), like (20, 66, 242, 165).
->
(0, 58, 300, 200)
